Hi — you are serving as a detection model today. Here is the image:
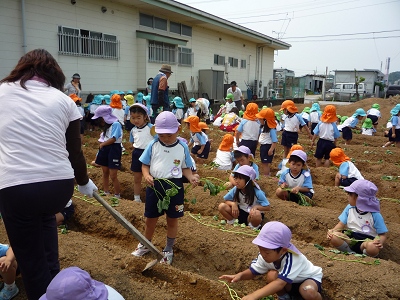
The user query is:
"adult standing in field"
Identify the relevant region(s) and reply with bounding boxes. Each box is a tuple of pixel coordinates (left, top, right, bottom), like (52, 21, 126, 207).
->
(64, 73, 82, 97)
(0, 49, 98, 300)
(150, 64, 172, 118)
(226, 81, 244, 110)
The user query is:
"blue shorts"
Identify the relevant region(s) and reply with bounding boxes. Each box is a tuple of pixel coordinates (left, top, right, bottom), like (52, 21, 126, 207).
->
(130, 148, 145, 172)
(340, 177, 358, 187)
(95, 143, 122, 169)
(191, 141, 211, 159)
(281, 131, 298, 148)
(239, 139, 258, 157)
(260, 144, 275, 163)
(314, 138, 336, 159)
(342, 127, 352, 141)
(144, 178, 184, 218)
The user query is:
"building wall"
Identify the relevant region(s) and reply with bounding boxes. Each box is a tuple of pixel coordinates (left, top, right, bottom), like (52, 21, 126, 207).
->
(334, 71, 378, 94)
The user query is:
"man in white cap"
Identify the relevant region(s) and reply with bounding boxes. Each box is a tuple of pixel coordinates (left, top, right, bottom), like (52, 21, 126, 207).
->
(150, 64, 173, 118)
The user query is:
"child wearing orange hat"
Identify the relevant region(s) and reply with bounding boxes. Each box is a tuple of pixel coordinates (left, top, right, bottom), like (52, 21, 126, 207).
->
(280, 100, 312, 158)
(311, 105, 341, 167)
(69, 94, 85, 142)
(213, 134, 235, 170)
(256, 108, 278, 176)
(329, 148, 364, 187)
(185, 116, 211, 162)
(235, 103, 260, 157)
(110, 94, 125, 127)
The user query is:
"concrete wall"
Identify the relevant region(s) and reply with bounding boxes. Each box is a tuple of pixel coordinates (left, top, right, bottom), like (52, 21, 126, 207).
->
(334, 71, 378, 94)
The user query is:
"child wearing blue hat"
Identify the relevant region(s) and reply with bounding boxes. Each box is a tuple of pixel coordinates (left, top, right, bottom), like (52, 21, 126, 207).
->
(309, 103, 321, 134)
(172, 96, 184, 122)
(338, 108, 366, 145)
(387, 104, 400, 148)
(186, 98, 198, 117)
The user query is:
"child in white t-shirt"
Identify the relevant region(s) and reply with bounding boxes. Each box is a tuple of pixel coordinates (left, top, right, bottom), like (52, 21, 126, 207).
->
(172, 96, 184, 123)
(213, 134, 234, 170)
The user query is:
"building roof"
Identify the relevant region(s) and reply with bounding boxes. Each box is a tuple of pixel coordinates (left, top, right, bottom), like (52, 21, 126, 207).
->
(334, 69, 384, 76)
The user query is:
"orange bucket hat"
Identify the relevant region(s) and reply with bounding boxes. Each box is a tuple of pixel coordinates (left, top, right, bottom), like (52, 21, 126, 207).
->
(69, 93, 82, 102)
(199, 122, 209, 131)
(219, 134, 234, 151)
(183, 115, 201, 132)
(243, 103, 258, 121)
(330, 148, 350, 166)
(110, 94, 122, 109)
(256, 108, 277, 129)
(321, 105, 337, 123)
(280, 100, 294, 111)
(286, 144, 304, 158)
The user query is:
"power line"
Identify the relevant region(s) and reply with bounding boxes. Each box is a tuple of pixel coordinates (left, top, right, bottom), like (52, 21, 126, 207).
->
(281, 29, 400, 40)
(286, 35, 400, 43)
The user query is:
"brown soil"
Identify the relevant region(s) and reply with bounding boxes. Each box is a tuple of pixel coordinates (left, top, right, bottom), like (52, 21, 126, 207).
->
(3, 97, 400, 300)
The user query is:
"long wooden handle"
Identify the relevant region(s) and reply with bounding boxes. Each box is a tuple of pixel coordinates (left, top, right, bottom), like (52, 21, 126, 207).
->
(93, 192, 163, 260)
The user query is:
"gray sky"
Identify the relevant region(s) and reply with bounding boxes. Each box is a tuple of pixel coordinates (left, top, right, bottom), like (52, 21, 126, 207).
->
(177, 0, 400, 77)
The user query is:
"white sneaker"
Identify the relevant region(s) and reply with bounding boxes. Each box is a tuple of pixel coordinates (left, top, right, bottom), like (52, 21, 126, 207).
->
(160, 250, 173, 265)
(131, 243, 150, 257)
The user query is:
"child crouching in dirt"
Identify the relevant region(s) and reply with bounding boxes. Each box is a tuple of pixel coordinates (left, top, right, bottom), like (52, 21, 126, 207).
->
(213, 134, 235, 170)
(337, 108, 366, 145)
(218, 165, 270, 229)
(329, 148, 364, 187)
(220, 221, 323, 300)
(132, 112, 198, 265)
(327, 180, 388, 257)
(276, 144, 304, 177)
(0, 244, 19, 299)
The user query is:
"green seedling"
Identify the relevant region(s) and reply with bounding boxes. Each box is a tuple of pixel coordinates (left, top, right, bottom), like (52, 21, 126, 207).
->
(110, 197, 119, 207)
(148, 179, 180, 214)
(385, 150, 393, 155)
(59, 225, 68, 234)
(381, 175, 398, 181)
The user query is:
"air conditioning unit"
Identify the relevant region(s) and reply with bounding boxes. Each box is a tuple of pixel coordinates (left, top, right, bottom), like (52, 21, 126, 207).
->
(258, 87, 264, 99)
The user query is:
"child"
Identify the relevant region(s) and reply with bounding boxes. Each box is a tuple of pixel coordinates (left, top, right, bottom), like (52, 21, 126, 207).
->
(366, 103, 381, 129)
(275, 112, 283, 131)
(276, 144, 304, 177)
(327, 180, 388, 257)
(236, 103, 260, 157)
(220, 107, 240, 132)
(196, 98, 211, 123)
(361, 118, 375, 136)
(92, 106, 123, 198)
(69, 93, 85, 142)
(186, 98, 198, 117)
(387, 104, 400, 148)
(218, 165, 270, 228)
(123, 94, 135, 131)
(225, 146, 259, 189)
(311, 105, 341, 167)
(276, 150, 314, 204)
(337, 108, 366, 145)
(340, 115, 348, 124)
(88, 94, 103, 131)
(135, 92, 144, 104)
(0, 244, 19, 299)
(172, 96, 184, 123)
(256, 108, 278, 176)
(110, 94, 125, 128)
(309, 103, 321, 134)
(300, 107, 310, 132)
(213, 134, 234, 170)
(280, 100, 312, 158)
(329, 147, 364, 187)
(224, 93, 236, 113)
(129, 103, 154, 203)
(132, 111, 198, 264)
(382, 118, 395, 147)
(220, 221, 323, 300)
(185, 116, 211, 162)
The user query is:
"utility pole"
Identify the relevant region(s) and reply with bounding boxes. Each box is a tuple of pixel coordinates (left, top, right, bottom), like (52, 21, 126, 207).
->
(323, 67, 328, 101)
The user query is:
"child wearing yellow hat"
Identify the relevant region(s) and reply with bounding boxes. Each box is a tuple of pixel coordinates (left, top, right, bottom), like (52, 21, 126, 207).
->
(329, 148, 364, 187)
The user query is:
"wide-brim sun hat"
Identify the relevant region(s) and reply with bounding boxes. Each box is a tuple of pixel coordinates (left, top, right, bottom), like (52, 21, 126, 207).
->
(183, 115, 201, 132)
(110, 94, 122, 109)
(255, 108, 277, 129)
(321, 105, 337, 123)
(124, 94, 134, 106)
(173, 97, 184, 109)
(219, 134, 234, 151)
(232, 165, 260, 190)
(69, 93, 82, 102)
(225, 93, 234, 101)
(92, 105, 118, 124)
(72, 73, 81, 79)
(310, 103, 320, 112)
(198, 122, 209, 130)
(252, 221, 300, 254)
(329, 148, 350, 166)
(371, 103, 380, 110)
(362, 118, 373, 129)
(279, 100, 295, 111)
(154, 111, 180, 134)
(353, 108, 367, 117)
(159, 64, 173, 73)
(343, 180, 380, 213)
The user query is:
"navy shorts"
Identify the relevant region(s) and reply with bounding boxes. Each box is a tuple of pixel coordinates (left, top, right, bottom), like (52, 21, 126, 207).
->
(288, 191, 313, 204)
(340, 177, 358, 187)
(239, 139, 258, 157)
(311, 123, 318, 135)
(281, 131, 298, 148)
(314, 138, 336, 159)
(260, 144, 275, 163)
(191, 141, 211, 159)
(348, 231, 374, 254)
(144, 178, 184, 218)
(342, 127, 352, 140)
(131, 148, 145, 172)
(95, 143, 122, 169)
(290, 278, 322, 296)
(301, 118, 309, 127)
(238, 208, 264, 225)
(366, 115, 378, 125)
(388, 128, 400, 142)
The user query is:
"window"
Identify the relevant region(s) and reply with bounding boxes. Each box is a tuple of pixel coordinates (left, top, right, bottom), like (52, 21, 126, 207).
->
(139, 13, 167, 31)
(154, 17, 167, 31)
(182, 24, 192, 37)
(228, 57, 238, 68)
(214, 54, 225, 65)
(178, 47, 193, 66)
(139, 13, 153, 27)
(58, 26, 119, 59)
(169, 22, 192, 37)
(148, 41, 176, 64)
(343, 84, 354, 89)
(241, 59, 246, 69)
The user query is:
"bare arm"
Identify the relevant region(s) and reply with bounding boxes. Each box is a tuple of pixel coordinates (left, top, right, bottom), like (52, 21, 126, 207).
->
(142, 164, 153, 186)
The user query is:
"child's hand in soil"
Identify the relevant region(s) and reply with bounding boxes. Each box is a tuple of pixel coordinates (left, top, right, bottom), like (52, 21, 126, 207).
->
(219, 273, 242, 283)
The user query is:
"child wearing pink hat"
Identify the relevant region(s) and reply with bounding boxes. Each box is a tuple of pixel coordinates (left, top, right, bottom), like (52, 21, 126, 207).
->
(220, 221, 323, 300)
(132, 112, 198, 265)
(218, 165, 270, 229)
(327, 179, 388, 257)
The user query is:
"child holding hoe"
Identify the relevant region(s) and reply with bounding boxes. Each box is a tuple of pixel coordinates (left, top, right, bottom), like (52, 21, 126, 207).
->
(132, 112, 198, 265)
(220, 221, 323, 300)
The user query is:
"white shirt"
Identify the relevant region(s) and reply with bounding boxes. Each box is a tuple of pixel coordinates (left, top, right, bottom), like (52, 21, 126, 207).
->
(0, 80, 81, 190)
(226, 87, 242, 101)
(225, 101, 236, 113)
(213, 150, 233, 170)
(112, 108, 125, 125)
(366, 108, 381, 118)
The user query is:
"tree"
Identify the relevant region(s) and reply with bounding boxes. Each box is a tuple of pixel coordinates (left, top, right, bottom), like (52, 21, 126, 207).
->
(354, 69, 365, 101)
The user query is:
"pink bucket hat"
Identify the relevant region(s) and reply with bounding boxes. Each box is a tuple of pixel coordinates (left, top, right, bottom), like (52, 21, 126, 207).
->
(232, 165, 260, 189)
(235, 145, 254, 158)
(91, 106, 118, 124)
(154, 111, 180, 134)
(253, 221, 300, 254)
(343, 179, 381, 212)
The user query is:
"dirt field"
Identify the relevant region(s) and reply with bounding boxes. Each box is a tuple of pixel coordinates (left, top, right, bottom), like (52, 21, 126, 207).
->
(3, 97, 400, 300)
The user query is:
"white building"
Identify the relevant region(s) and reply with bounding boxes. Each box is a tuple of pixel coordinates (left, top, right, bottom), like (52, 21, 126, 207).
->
(0, 0, 290, 100)
(333, 69, 384, 94)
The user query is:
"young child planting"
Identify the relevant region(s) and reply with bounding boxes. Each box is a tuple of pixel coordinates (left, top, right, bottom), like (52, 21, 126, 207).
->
(185, 115, 211, 162)
(0, 244, 19, 299)
(280, 100, 312, 158)
(256, 107, 278, 176)
(220, 107, 241, 132)
(220, 221, 323, 300)
(387, 104, 400, 148)
(235, 103, 260, 157)
(361, 118, 376, 136)
(225, 146, 260, 189)
(338, 108, 366, 145)
(218, 165, 270, 228)
(329, 148, 364, 187)
(276, 144, 304, 177)
(223, 93, 236, 114)
(132, 111, 198, 264)
(186, 98, 198, 117)
(129, 103, 154, 203)
(311, 105, 341, 167)
(309, 102, 321, 134)
(300, 107, 311, 132)
(172, 96, 184, 123)
(327, 179, 388, 257)
(366, 103, 381, 130)
(92, 106, 123, 198)
(276, 150, 314, 205)
(213, 134, 235, 170)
